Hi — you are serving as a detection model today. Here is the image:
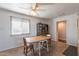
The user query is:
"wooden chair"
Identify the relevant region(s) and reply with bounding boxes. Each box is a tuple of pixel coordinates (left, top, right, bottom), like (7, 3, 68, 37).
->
(41, 34, 51, 47)
(23, 37, 34, 56)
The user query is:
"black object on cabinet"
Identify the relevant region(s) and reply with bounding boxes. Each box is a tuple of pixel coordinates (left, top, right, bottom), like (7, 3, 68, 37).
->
(37, 23, 49, 36)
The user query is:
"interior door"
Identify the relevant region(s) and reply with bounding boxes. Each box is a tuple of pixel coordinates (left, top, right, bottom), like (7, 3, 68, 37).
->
(57, 21, 66, 42)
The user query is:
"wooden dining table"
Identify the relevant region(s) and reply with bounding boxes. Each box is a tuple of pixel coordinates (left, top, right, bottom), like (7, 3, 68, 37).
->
(25, 36, 51, 56)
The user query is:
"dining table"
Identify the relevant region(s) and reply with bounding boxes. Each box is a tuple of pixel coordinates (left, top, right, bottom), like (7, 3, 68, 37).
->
(25, 36, 51, 56)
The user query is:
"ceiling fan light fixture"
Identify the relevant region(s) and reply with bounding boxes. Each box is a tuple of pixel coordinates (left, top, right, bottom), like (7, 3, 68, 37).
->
(32, 3, 39, 11)
(31, 11, 36, 16)
(32, 5, 36, 10)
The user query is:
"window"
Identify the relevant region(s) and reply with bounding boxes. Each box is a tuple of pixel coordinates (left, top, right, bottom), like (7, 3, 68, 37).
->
(11, 16, 29, 35)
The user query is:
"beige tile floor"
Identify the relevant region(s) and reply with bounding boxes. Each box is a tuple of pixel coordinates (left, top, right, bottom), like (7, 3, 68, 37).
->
(0, 41, 69, 56)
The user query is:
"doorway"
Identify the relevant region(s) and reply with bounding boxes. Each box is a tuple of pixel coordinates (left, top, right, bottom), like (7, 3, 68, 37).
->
(57, 21, 67, 43)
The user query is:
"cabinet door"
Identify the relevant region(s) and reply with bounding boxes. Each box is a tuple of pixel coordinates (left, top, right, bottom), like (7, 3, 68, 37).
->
(37, 23, 49, 36)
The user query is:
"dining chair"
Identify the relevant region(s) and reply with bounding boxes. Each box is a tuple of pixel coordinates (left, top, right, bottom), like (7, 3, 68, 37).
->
(23, 37, 34, 56)
(38, 40, 49, 56)
(41, 34, 51, 47)
(40, 34, 51, 54)
(41, 40, 49, 51)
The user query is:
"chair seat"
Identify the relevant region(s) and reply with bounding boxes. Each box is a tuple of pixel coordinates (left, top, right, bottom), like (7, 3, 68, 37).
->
(27, 43, 33, 49)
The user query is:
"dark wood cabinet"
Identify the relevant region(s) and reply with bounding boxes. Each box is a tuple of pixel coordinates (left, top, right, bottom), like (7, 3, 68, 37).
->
(37, 23, 49, 36)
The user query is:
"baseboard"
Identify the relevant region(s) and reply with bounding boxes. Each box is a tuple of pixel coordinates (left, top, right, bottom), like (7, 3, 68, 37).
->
(0, 45, 23, 52)
(52, 38, 77, 47)
(58, 39, 66, 43)
(66, 43, 77, 47)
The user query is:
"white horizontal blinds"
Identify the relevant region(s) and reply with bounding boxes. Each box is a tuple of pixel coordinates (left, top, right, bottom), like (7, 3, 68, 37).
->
(11, 17, 22, 35)
(22, 19, 29, 34)
(11, 17, 29, 35)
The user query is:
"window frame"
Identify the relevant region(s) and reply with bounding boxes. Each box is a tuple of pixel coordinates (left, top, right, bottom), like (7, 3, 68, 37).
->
(10, 16, 30, 36)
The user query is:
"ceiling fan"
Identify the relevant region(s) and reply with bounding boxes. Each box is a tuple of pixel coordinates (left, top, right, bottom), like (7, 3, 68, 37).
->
(20, 3, 46, 16)
(31, 3, 40, 16)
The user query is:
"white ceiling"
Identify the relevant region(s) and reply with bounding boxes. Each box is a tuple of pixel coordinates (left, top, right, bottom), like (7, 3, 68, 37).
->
(0, 3, 79, 18)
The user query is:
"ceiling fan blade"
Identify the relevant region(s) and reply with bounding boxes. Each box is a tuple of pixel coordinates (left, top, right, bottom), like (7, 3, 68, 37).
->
(37, 3, 54, 6)
(34, 5, 48, 11)
(36, 9, 46, 11)
(35, 11, 40, 16)
(35, 3, 39, 8)
(19, 7, 32, 11)
(20, 7, 32, 11)
(35, 9, 48, 12)
(30, 10, 39, 16)
(19, 3, 34, 10)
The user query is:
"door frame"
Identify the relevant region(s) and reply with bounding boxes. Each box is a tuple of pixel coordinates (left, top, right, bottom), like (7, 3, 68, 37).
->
(56, 20, 67, 43)
(77, 16, 79, 55)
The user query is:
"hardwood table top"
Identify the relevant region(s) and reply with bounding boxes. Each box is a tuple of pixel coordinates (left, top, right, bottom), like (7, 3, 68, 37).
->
(25, 36, 51, 43)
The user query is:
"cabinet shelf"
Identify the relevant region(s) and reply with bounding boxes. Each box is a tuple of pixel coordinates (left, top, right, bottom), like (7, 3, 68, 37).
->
(37, 23, 49, 36)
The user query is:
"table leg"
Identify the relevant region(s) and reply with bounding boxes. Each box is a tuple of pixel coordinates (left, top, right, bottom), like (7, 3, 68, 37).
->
(47, 40, 49, 52)
(38, 42, 41, 56)
(47, 40, 50, 55)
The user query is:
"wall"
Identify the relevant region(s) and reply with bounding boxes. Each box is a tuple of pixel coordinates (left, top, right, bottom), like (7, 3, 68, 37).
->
(77, 14, 79, 56)
(50, 14, 77, 46)
(0, 9, 49, 51)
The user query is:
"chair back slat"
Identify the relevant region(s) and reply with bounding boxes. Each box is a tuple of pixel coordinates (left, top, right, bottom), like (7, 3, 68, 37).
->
(23, 37, 27, 48)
